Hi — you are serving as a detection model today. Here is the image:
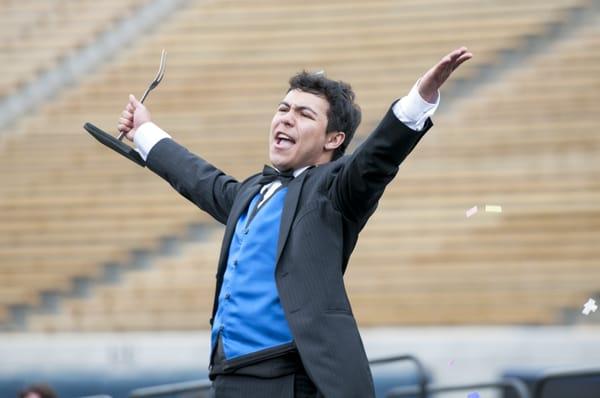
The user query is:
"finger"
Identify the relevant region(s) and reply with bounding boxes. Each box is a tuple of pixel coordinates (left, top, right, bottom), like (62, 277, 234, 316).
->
(451, 53, 473, 71)
(121, 110, 133, 119)
(458, 52, 473, 62)
(437, 48, 463, 71)
(452, 53, 473, 71)
(130, 94, 142, 107)
(439, 58, 451, 69)
(444, 47, 468, 64)
(128, 94, 138, 110)
(126, 102, 135, 113)
(119, 117, 133, 127)
(118, 124, 131, 133)
(445, 49, 471, 69)
(121, 122, 132, 131)
(447, 48, 468, 64)
(453, 46, 468, 56)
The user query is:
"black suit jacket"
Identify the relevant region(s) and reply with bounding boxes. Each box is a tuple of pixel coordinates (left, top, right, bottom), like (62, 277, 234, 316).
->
(146, 102, 432, 397)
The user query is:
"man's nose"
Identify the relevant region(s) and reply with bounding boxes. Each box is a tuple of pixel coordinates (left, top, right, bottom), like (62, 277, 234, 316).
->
(281, 112, 295, 127)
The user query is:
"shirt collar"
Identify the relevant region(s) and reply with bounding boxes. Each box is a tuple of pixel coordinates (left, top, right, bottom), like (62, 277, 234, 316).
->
(293, 165, 311, 177)
(271, 165, 311, 178)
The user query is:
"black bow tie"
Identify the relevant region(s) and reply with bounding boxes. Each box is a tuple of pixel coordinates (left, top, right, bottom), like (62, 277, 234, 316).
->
(258, 165, 295, 185)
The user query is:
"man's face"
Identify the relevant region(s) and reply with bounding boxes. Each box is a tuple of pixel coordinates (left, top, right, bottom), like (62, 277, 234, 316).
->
(269, 89, 337, 171)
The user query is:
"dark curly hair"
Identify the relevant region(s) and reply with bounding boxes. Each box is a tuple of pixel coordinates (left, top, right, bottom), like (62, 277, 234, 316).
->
(288, 71, 361, 160)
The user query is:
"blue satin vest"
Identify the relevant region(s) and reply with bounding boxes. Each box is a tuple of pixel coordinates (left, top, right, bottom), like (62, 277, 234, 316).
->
(211, 187, 293, 360)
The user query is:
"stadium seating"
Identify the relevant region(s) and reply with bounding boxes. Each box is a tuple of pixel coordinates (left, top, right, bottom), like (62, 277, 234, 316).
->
(0, 0, 152, 97)
(0, 0, 597, 330)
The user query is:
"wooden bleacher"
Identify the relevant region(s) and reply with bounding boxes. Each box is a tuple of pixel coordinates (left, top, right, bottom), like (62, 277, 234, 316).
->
(0, 0, 151, 97)
(0, 0, 596, 330)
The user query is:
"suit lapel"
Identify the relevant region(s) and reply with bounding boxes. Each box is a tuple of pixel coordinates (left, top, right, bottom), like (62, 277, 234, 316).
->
(275, 170, 309, 266)
(215, 168, 309, 284)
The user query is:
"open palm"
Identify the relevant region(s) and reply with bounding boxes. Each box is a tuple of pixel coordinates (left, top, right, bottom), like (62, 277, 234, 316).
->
(419, 47, 473, 103)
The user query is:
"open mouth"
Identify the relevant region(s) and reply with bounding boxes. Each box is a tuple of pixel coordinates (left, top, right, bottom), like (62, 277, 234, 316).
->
(275, 132, 296, 149)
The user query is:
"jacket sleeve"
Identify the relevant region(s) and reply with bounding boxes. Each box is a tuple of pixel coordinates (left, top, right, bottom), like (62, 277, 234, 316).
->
(329, 101, 432, 223)
(146, 138, 241, 225)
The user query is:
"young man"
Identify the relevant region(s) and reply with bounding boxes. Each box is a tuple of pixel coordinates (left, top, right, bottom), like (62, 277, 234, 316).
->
(118, 47, 471, 398)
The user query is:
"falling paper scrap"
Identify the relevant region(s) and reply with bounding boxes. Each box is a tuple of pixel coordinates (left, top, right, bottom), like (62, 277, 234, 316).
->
(582, 298, 598, 315)
(467, 392, 480, 398)
(466, 205, 502, 218)
(466, 206, 478, 218)
(485, 205, 502, 213)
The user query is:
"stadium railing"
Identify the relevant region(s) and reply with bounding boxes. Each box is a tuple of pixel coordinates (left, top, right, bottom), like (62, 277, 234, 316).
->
(129, 354, 428, 398)
(533, 366, 600, 398)
(386, 378, 531, 398)
(129, 380, 212, 398)
(127, 363, 600, 398)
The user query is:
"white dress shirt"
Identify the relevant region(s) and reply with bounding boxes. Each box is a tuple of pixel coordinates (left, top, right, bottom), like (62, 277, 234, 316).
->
(133, 79, 439, 206)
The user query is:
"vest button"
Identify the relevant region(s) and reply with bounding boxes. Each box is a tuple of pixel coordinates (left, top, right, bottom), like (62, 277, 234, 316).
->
(243, 229, 249, 235)
(233, 260, 238, 267)
(225, 293, 231, 300)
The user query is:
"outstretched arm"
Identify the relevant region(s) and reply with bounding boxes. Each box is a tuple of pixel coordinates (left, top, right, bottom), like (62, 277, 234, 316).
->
(118, 96, 241, 225)
(330, 47, 472, 223)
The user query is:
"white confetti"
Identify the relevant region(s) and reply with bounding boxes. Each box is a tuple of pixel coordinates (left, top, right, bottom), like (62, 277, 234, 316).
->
(466, 206, 478, 218)
(582, 298, 598, 315)
(485, 205, 502, 213)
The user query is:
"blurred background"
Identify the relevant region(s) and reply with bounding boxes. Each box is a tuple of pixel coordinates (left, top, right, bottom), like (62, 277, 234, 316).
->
(0, 0, 599, 397)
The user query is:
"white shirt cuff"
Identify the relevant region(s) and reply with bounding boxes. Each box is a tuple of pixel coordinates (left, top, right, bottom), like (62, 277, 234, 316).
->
(133, 122, 171, 161)
(392, 79, 440, 131)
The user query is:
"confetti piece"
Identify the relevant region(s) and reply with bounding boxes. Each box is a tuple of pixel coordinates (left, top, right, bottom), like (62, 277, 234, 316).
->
(449, 359, 455, 366)
(467, 393, 480, 398)
(484, 205, 502, 213)
(314, 69, 325, 75)
(582, 298, 598, 315)
(466, 206, 478, 218)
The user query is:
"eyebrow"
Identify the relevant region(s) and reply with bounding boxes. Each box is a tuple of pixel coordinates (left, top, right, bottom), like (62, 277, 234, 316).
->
(278, 101, 318, 117)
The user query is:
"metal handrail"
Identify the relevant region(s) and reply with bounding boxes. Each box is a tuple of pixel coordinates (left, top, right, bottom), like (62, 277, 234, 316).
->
(386, 377, 531, 398)
(532, 366, 600, 398)
(127, 354, 428, 397)
(127, 364, 600, 397)
(129, 380, 212, 398)
(368, 354, 429, 398)
(78, 396, 113, 398)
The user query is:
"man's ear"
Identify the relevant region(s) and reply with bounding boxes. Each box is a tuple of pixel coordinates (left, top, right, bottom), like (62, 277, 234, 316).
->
(324, 131, 346, 151)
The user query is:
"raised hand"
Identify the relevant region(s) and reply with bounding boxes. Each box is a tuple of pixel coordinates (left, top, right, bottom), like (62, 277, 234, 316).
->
(418, 47, 473, 103)
(117, 94, 152, 141)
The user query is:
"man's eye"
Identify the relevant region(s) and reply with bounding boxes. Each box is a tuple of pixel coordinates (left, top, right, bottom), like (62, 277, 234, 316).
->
(302, 113, 313, 119)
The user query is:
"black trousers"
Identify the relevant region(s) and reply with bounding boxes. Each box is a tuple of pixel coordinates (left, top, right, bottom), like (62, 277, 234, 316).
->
(209, 336, 321, 397)
(210, 371, 321, 398)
